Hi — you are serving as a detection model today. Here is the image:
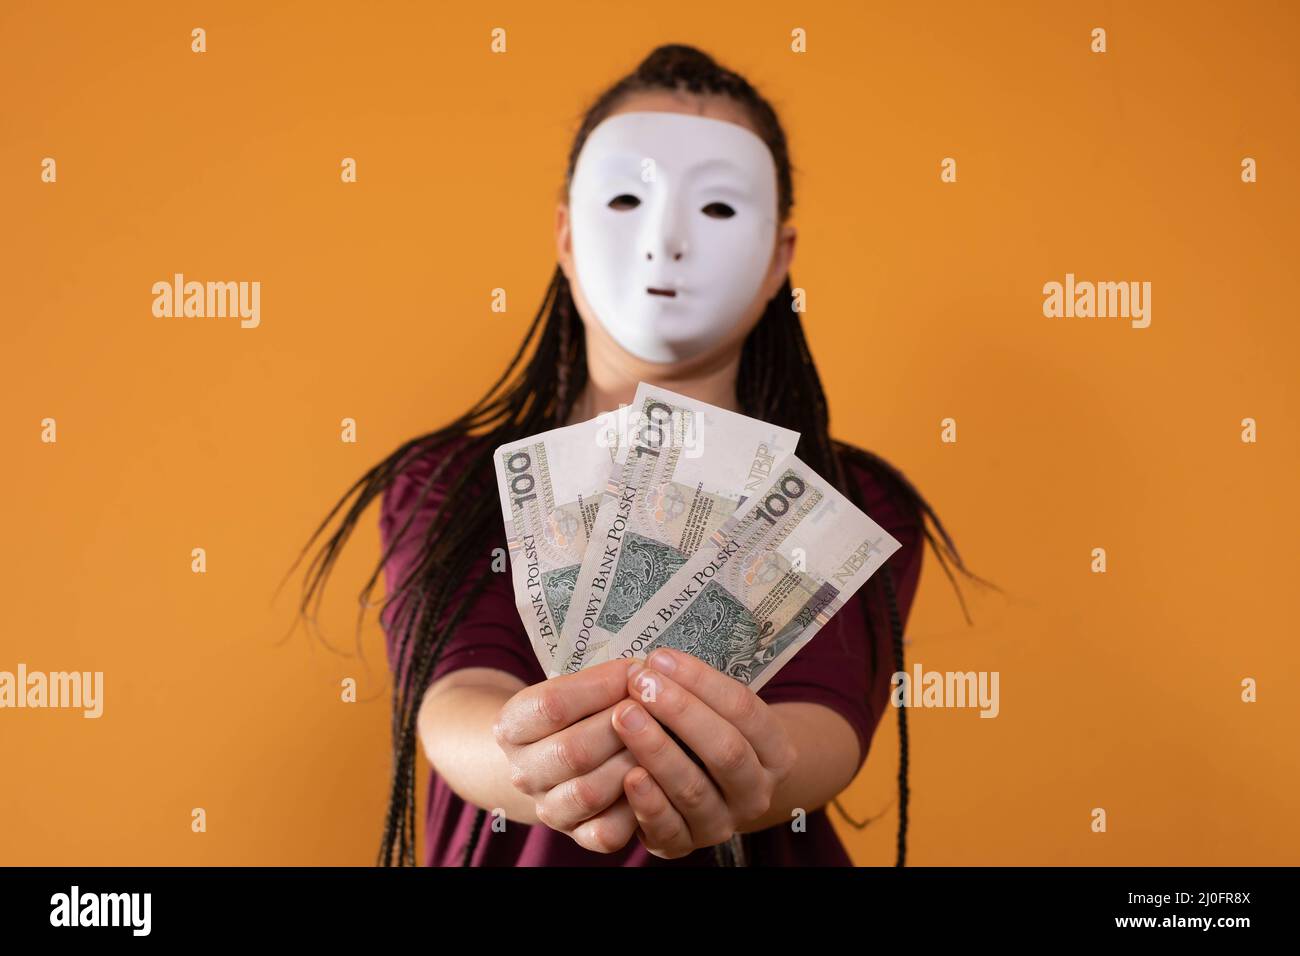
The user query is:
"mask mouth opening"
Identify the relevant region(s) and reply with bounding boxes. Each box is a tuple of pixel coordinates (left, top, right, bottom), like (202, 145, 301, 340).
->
(646, 287, 677, 297)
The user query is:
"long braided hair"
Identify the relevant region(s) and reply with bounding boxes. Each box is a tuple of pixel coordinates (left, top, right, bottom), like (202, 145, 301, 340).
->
(286, 43, 996, 868)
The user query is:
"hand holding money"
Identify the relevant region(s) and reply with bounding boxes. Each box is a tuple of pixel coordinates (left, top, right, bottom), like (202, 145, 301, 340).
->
(492, 658, 643, 854)
(492, 383, 904, 854)
(493, 383, 901, 694)
(610, 647, 797, 859)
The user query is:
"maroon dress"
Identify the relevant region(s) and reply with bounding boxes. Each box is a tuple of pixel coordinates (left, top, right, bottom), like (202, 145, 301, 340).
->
(378, 435, 924, 866)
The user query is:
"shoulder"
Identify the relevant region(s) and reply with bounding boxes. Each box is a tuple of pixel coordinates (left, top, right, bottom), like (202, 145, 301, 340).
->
(378, 433, 484, 544)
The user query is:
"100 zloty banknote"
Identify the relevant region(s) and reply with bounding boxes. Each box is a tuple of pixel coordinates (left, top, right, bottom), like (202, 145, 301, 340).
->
(492, 415, 624, 671)
(607, 453, 901, 694)
(553, 383, 800, 675)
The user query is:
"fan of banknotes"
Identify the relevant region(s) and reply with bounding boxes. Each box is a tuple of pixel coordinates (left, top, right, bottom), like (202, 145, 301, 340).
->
(492, 382, 901, 692)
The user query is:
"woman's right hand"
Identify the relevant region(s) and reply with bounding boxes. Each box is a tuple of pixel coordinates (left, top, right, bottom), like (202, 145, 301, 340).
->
(492, 657, 641, 853)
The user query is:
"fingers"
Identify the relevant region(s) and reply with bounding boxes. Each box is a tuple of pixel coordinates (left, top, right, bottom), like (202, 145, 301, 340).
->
(624, 661, 770, 822)
(641, 648, 793, 770)
(621, 658, 764, 822)
(507, 702, 625, 794)
(569, 796, 638, 855)
(495, 658, 636, 746)
(624, 766, 694, 859)
(611, 698, 733, 847)
(535, 748, 638, 832)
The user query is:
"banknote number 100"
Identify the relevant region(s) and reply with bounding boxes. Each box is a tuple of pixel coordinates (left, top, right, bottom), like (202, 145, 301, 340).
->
(504, 451, 536, 506)
(630, 400, 674, 461)
(750, 472, 807, 526)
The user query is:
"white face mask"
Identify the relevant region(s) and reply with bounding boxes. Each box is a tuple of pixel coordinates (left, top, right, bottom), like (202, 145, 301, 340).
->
(567, 111, 779, 364)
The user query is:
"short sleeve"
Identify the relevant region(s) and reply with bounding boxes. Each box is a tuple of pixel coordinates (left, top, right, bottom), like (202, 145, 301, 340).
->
(378, 438, 543, 699)
(757, 456, 925, 774)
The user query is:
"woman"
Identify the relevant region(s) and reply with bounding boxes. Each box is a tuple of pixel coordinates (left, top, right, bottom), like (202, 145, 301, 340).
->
(292, 43, 989, 867)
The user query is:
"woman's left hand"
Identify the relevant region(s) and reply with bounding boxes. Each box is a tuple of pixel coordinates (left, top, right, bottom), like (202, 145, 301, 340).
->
(610, 647, 797, 859)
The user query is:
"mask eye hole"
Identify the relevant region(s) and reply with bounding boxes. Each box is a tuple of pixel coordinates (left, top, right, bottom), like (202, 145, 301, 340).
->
(608, 194, 640, 210)
(701, 201, 736, 219)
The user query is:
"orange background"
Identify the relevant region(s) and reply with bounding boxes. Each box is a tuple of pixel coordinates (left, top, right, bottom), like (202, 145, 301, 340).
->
(2, 0, 1297, 865)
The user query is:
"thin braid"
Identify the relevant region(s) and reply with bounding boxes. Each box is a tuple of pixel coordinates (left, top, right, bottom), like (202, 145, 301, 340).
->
(383, 558, 496, 864)
(395, 564, 499, 862)
(392, 477, 498, 731)
(384, 441, 558, 865)
(379, 447, 502, 863)
(882, 566, 908, 866)
(378, 482, 454, 863)
(556, 292, 573, 411)
(462, 807, 488, 866)
(754, 308, 778, 408)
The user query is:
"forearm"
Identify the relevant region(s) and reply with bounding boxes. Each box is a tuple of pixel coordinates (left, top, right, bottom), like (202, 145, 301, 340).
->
(736, 701, 860, 834)
(417, 678, 861, 837)
(417, 678, 540, 826)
